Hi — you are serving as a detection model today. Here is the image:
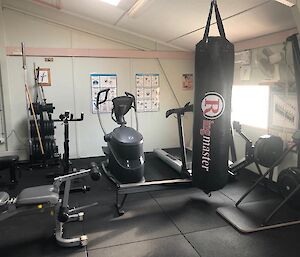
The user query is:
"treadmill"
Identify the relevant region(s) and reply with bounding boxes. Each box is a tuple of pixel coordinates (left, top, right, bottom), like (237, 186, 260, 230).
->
(154, 102, 193, 177)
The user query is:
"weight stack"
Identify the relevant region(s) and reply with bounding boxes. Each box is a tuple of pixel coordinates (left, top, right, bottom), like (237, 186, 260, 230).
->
(30, 120, 55, 137)
(31, 137, 58, 160)
(30, 119, 58, 161)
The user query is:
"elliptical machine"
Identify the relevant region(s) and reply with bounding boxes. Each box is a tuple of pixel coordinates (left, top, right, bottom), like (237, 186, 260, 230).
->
(96, 89, 145, 184)
(96, 90, 192, 215)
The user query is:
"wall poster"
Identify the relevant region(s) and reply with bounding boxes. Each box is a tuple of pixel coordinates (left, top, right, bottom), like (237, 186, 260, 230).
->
(136, 73, 160, 112)
(269, 91, 298, 142)
(182, 73, 193, 90)
(90, 73, 117, 114)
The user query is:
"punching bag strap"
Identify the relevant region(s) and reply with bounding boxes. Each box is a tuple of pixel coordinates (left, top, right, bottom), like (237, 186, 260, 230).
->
(215, 3, 226, 38)
(203, 0, 226, 41)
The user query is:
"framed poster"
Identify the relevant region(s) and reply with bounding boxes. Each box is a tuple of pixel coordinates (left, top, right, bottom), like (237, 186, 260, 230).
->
(182, 74, 193, 90)
(37, 68, 51, 86)
(90, 73, 117, 114)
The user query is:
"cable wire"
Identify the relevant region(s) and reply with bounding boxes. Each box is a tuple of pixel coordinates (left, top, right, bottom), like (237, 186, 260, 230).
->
(156, 59, 181, 107)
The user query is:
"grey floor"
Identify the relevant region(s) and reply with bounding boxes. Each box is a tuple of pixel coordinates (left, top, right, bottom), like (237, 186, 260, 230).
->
(0, 155, 300, 257)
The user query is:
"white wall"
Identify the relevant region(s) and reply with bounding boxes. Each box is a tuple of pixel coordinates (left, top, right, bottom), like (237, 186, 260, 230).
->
(0, 3, 194, 159)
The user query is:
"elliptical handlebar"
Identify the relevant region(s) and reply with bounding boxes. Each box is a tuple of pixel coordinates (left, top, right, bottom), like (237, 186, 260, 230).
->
(166, 102, 193, 118)
(125, 92, 139, 131)
(96, 89, 110, 107)
(96, 90, 140, 134)
(95, 89, 110, 136)
(125, 92, 137, 111)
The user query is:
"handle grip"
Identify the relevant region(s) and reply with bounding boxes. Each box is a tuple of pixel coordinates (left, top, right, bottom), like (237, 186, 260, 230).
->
(71, 112, 84, 121)
(166, 102, 193, 118)
(55, 112, 84, 122)
(166, 108, 177, 118)
(232, 121, 241, 133)
(184, 102, 191, 108)
(89, 162, 102, 181)
(125, 91, 137, 110)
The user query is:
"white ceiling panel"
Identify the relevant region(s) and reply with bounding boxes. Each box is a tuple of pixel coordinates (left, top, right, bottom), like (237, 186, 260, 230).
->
(28, 0, 296, 50)
(117, 0, 268, 43)
(168, 1, 296, 49)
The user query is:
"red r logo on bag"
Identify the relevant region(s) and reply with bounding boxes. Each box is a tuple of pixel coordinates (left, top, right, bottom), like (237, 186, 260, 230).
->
(201, 92, 225, 119)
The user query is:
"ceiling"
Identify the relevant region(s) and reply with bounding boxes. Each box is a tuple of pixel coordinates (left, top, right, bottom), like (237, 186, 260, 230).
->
(29, 0, 296, 50)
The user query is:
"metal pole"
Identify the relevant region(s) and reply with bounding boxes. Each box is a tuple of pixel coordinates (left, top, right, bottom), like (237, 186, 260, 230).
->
(264, 183, 300, 225)
(177, 112, 188, 174)
(21, 42, 33, 156)
(21, 42, 45, 156)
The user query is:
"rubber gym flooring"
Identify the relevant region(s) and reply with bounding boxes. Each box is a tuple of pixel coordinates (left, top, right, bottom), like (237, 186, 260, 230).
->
(0, 153, 300, 257)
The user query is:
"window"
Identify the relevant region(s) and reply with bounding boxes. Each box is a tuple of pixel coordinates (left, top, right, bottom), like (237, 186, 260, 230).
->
(231, 85, 270, 129)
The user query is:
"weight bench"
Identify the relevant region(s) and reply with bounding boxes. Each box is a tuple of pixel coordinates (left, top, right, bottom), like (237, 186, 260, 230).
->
(0, 155, 19, 185)
(0, 162, 101, 247)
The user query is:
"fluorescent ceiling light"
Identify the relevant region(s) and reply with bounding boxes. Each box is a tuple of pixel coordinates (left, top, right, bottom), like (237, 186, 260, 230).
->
(101, 0, 121, 6)
(127, 0, 148, 17)
(274, 0, 296, 7)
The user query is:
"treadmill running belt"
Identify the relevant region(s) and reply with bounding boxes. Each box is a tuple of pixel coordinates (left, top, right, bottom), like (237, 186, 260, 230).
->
(162, 148, 193, 163)
(143, 152, 182, 181)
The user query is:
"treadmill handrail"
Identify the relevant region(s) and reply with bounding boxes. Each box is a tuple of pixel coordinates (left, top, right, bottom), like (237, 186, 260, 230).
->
(166, 102, 193, 118)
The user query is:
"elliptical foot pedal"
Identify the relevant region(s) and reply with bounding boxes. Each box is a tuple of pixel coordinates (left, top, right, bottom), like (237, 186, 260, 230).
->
(80, 235, 88, 246)
(0, 192, 9, 206)
(78, 212, 84, 221)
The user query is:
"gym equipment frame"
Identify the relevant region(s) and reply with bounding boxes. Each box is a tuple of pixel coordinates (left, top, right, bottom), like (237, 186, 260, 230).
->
(101, 160, 192, 215)
(0, 163, 101, 247)
(217, 130, 300, 233)
(53, 111, 84, 175)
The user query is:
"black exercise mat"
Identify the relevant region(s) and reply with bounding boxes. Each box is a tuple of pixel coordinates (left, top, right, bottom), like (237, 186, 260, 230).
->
(217, 198, 300, 233)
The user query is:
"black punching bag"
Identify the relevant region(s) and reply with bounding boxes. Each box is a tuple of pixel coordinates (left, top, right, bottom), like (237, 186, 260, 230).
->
(192, 0, 234, 193)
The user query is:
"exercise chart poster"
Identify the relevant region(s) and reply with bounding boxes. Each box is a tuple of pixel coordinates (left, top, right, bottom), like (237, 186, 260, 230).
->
(136, 73, 160, 112)
(90, 74, 117, 114)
